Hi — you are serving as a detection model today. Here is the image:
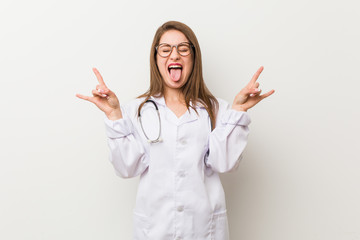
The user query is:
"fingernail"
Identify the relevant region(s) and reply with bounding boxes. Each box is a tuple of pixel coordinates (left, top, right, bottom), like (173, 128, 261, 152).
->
(250, 94, 255, 97)
(256, 88, 261, 92)
(98, 89, 104, 93)
(102, 94, 107, 97)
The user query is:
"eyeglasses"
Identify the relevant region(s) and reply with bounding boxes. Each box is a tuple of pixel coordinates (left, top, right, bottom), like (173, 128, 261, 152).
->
(156, 42, 193, 57)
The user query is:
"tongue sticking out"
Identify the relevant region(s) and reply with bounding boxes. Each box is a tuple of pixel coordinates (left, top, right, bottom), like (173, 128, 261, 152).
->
(170, 69, 182, 81)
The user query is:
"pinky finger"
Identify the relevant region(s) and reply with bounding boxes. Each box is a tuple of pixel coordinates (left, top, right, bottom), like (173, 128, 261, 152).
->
(260, 89, 275, 99)
(76, 93, 93, 102)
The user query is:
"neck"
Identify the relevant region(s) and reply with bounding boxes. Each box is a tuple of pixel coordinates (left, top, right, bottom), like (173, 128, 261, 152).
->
(164, 87, 185, 104)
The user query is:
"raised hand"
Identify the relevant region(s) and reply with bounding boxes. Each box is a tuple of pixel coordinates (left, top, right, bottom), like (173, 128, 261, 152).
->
(231, 66, 275, 112)
(76, 68, 123, 120)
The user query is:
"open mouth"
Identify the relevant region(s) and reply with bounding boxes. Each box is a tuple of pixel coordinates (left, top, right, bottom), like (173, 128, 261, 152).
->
(168, 64, 183, 81)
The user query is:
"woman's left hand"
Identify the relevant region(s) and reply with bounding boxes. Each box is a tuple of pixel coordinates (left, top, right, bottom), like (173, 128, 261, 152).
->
(231, 66, 275, 112)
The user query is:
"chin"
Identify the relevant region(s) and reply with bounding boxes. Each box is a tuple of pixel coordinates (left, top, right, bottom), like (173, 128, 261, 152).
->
(165, 81, 183, 89)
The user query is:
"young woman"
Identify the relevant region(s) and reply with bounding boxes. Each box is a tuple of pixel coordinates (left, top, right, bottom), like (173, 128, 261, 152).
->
(76, 21, 274, 240)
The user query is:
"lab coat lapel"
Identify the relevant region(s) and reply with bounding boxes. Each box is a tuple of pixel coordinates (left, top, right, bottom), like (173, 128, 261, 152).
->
(179, 107, 198, 126)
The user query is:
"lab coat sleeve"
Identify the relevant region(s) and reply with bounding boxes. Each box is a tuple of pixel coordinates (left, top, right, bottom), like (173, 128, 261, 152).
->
(205, 99, 251, 173)
(104, 105, 149, 178)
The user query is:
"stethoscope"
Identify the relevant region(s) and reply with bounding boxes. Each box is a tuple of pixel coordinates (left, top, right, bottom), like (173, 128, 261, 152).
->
(138, 100, 163, 143)
(138, 99, 213, 144)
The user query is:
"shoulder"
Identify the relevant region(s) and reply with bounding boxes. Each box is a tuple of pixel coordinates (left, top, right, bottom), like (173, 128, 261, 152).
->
(195, 97, 230, 117)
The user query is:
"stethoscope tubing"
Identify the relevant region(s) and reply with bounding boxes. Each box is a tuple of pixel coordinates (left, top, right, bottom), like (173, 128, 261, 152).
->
(138, 100, 162, 143)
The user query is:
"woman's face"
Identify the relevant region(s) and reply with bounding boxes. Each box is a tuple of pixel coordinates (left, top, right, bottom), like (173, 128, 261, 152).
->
(156, 30, 194, 92)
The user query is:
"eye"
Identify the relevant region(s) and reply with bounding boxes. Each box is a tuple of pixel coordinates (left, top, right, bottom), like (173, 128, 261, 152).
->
(159, 46, 171, 52)
(178, 44, 190, 52)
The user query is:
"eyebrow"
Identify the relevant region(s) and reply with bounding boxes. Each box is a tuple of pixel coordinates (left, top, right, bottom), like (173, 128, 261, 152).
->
(158, 42, 191, 45)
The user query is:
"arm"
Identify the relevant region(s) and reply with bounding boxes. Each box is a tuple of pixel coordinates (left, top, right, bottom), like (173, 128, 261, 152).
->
(76, 68, 148, 178)
(205, 100, 251, 173)
(206, 66, 275, 173)
(104, 105, 149, 178)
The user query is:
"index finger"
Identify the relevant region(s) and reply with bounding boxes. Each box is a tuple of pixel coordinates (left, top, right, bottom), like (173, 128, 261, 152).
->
(92, 67, 107, 86)
(247, 66, 264, 88)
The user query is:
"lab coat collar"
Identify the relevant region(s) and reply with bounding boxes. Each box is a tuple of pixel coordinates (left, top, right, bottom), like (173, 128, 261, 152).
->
(149, 95, 200, 125)
(149, 95, 205, 109)
(149, 95, 166, 107)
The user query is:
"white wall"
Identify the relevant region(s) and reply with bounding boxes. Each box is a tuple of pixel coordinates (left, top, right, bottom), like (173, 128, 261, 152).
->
(1, 0, 359, 239)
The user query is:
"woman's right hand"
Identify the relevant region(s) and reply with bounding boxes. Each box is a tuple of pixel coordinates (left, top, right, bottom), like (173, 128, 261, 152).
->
(76, 68, 123, 120)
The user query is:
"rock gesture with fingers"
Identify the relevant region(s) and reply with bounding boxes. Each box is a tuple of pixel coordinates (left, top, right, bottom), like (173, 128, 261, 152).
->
(76, 68, 123, 120)
(231, 66, 275, 112)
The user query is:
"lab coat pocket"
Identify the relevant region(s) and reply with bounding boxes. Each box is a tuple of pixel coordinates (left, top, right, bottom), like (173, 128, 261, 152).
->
(133, 211, 150, 240)
(211, 210, 229, 240)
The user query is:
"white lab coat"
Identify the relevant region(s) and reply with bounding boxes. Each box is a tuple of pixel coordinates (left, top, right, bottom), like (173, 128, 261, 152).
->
(104, 96, 251, 240)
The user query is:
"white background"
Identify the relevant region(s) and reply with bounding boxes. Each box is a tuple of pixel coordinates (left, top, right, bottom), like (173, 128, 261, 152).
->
(1, 0, 359, 239)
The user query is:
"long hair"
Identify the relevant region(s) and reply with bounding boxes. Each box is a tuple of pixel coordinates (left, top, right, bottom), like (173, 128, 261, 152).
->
(138, 21, 218, 130)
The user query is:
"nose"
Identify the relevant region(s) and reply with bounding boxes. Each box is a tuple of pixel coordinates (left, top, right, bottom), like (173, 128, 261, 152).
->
(169, 46, 180, 60)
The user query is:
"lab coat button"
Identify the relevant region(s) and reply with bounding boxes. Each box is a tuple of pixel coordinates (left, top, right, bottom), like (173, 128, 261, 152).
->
(177, 206, 184, 212)
(180, 140, 187, 145)
(178, 171, 186, 178)
(176, 237, 182, 240)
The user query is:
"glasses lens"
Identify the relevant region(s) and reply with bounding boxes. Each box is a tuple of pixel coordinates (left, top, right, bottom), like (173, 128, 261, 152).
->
(178, 44, 191, 56)
(158, 44, 172, 57)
